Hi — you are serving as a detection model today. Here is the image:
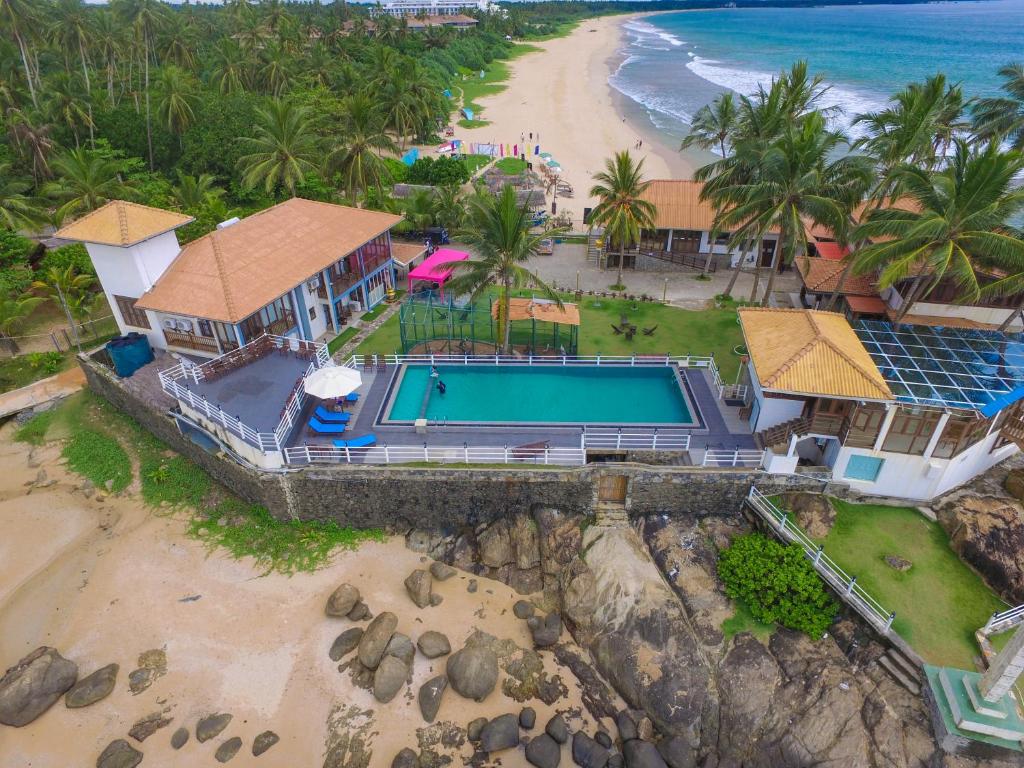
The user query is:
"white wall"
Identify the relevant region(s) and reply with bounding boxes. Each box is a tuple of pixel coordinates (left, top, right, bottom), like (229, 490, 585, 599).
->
(748, 363, 806, 432)
(299, 277, 330, 340)
(87, 230, 182, 350)
(880, 286, 1023, 330)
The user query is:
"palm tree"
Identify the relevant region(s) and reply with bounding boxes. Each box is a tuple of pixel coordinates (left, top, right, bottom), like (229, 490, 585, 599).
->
(160, 15, 197, 71)
(973, 63, 1024, 150)
(259, 40, 292, 97)
(1, 0, 41, 107)
(44, 72, 95, 149)
(237, 99, 321, 195)
(324, 93, 397, 203)
(45, 147, 136, 221)
(447, 185, 567, 354)
(6, 109, 55, 183)
(156, 65, 198, 142)
(114, 0, 166, 170)
(852, 140, 1024, 325)
(588, 151, 657, 289)
(422, 25, 452, 50)
(91, 10, 124, 106)
(0, 163, 46, 230)
(403, 189, 436, 232)
(0, 292, 44, 354)
(210, 40, 250, 96)
(171, 170, 224, 210)
(434, 185, 466, 231)
(681, 92, 738, 158)
(49, 0, 95, 135)
(32, 265, 96, 353)
(705, 112, 872, 305)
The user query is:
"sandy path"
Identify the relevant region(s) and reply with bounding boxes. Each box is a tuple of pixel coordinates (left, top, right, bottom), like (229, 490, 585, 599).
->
(456, 15, 695, 216)
(0, 426, 607, 767)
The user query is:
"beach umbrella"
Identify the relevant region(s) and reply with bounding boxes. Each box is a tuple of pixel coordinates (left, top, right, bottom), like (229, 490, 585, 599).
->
(303, 365, 362, 399)
(539, 152, 552, 160)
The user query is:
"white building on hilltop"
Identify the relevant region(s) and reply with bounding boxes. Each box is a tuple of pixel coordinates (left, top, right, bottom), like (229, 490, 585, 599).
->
(369, 0, 497, 17)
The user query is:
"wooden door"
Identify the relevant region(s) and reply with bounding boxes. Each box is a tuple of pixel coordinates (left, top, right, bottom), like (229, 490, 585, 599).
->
(597, 475, 628, 503)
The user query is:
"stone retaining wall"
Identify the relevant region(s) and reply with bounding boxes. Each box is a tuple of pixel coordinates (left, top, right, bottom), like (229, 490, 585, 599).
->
(79, 354, 829, 528)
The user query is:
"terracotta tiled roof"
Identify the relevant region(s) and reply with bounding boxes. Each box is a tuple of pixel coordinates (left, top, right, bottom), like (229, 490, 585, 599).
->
(738, 308, 893, 401)
(135, 198, 402, 323)
(795, 257, 877, 296)
(391, 242, 428, 267)
(493, 298, 580, 326)
(55, 201, 193, 247)
(638, 180, 780, 234)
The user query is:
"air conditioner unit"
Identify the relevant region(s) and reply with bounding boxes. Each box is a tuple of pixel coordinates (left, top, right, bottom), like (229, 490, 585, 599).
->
(349, 300, 362, 313)
(307, 277, 321, 291)
(162, 319, 176, 330)
(175, 319, 193, 332)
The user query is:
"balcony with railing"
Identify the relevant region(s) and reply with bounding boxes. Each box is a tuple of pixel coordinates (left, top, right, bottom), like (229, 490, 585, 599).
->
(360, 251, 390, 276)
(317, 271, 362, 300)
(163, 329, 220, 354)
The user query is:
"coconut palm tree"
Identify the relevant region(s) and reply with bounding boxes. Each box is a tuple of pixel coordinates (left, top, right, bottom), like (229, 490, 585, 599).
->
(44, 72, 94, 149)
(49, 0, 94, 107)
(171, 170, 223, 210)
(706, 112, 872, 305)
(91, 10, 124, 106)
(259, 40, 292, 97)
(114, 0, 166, 170)
(6, 109, 55, 183)
(588, 150, 656, 289)
(237, 99, 321, 195)
(324, 93, 397, 203)
(156, 65, 198, 142)
(210, 39, 250, 96)
(972, 63, 1024, 150)
(0, 163, 46, 230)
(160, 14, 198, 71)
(1, 0, 41, 107)
(32, 265, 96, 353)
(447, 185, 567, 354)
(852, 140, 1024, 325)
(0, 292, 44, 354)
(45, 147, 136, 221)
(681, 92, 738, 159)
(434, 185, 466, 231)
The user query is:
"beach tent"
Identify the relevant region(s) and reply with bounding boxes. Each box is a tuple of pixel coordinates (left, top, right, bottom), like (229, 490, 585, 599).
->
(407, 248, 470, 300)
(460, 107, 474, 121)
(401, 148, 420, 166)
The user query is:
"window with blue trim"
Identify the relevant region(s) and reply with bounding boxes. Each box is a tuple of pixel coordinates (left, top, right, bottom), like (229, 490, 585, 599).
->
(844, 455, 884, 482)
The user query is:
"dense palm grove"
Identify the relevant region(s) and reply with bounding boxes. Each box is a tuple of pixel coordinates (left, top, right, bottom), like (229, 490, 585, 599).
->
(679, 62, 1024, 318)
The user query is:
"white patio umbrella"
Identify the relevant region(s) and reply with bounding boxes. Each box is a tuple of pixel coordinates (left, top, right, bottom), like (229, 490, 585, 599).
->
(303, 365, 362, 399)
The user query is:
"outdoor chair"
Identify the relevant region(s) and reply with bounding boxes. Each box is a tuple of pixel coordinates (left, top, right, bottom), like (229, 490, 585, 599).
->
(314, 406, 351, 423)
(332, 434, 377, 449)
(307, 417, 349, 435)
(376, 358, 387, 373)
(643, 325, 658, 336)
(345, 392, 360, 403)
(611, 324, 624, 335)
(625, 328, 636, 341)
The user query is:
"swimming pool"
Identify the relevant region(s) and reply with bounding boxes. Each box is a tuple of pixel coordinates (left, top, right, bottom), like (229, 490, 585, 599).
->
(382, 364, 699, 426)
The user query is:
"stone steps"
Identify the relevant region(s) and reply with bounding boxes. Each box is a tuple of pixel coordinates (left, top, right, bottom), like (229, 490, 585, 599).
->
(595, 502, 629, 527)
(877, 648, 921, 695)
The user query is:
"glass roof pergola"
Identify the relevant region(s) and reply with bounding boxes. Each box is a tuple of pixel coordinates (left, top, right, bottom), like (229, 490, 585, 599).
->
(853, 320, 1024, 416)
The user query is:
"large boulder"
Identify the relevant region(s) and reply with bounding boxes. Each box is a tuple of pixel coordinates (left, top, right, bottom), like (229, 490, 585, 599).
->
(373, 655, 409, 703)
(714, 635, 781, 755)
(526, 733, 561, 768)
(623, 740, 668, 768)
(404, 569, 433, 609)
(480, 713, 521, 753)
(418, 675, 447, 723)
(171, 727, 190, 749)
(392, 748, 420, 768)
(215, 736, 243, 763)
(655, 737, 693, 768)
(446, 645, 499, 701)
(571, 732, 609, 768)
(0, 646, 78, 726)
(546, 714, 569, 744)
(326, 583, 361, 617)
(96, 739, 142, 768)
(777, 493, 836, 539)
(430, 561, 457, 581)
(253, 730, 279, 757)
(358, 612, 399, 670)
(65, 663, 118, 708)
(330, 628, 364, 662)
(936, 494, 1024, 602)
(528, 612, 562, 648)
(196, 713, 233, 743)
(478, 522, 514, 568)
(417, 631, 451, 659)
(511, 512, 542, 570)
(385, 633, 416, 667)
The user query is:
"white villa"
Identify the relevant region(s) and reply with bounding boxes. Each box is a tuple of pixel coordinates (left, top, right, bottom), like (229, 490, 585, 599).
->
(368, 0, 496, 17)
(55, 198, 411, 357)
(740, 307, 1023, 501)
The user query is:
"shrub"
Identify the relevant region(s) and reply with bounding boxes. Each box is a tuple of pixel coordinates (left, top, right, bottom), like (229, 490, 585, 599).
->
(717, 533, 838, 638)
(406, 156, 470, 186)
(39, 243, 95, 277)
(27, 351, 63, 376)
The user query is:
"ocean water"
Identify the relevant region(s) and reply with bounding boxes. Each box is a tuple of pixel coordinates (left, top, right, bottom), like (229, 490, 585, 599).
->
(610, 0, 1024, 150)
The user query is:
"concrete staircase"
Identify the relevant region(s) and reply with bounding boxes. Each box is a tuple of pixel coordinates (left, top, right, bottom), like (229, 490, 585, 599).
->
(876, 647, 922, 695)
(754, 416, 810, 452)
(595, 502, 629, 527)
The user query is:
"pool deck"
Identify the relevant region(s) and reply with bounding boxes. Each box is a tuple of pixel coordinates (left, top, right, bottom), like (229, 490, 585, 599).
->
(288, 364, 757, 453)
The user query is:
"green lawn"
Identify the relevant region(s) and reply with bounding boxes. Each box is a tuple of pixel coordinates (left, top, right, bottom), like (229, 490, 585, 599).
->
(327, 327, 360, 355)
(352, 290, 746, 379)
(461, 154, 492, 175)
(722, 598, 776, 643)
(814, 500, 1008, 668)
(494, 157, 527, 174)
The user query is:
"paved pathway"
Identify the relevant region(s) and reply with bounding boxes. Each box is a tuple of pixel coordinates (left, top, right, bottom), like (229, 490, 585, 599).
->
(0, 366, 86, 418)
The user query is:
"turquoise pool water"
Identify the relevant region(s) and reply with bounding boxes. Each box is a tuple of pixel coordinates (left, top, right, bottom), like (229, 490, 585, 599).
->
(385, 365, 696, 425)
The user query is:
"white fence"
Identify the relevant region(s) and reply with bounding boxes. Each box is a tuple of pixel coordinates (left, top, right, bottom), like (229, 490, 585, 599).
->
(283, 444, 587, 466)
(582, 428, 691, 451)
(344, 352, 719, 369)
(702, 449, 765, 467)
(983, 604, 1024, 635)
(746, 487, 896, 635)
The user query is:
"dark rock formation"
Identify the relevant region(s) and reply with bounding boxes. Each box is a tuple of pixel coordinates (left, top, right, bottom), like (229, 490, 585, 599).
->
(347, 600, 371, 621)
(392, 747, 420, 768)
(385, 633, 416, 667)
(215, 736, 243, 763)
(572, 731, 609, 768)
(358, 612, 398, 669)
(196, 713, 233, 743)
(546, 714, 569, 744)
(129, 711, 172, 742)
(373, 655, 409, 703)
(417, 631, 451, 659)
(0, 646, 78, 726)
(480, 713, 520, 753)
(446, 645, 498, 701)
(252, 730, 279, 757)
(326, 583, 361, 617)
(777, 492, 836, 538)
(514, 600, 535, 619)
(330, 628, 364, 661)
(623, 740, 667, 768)
(520, 706, 537, 729)
(430, 561, 456, 581)
(405, 569, 433, 608)
(526, 733, 562, 768)
(528, 612, 562, 648)
(467, 717, 488, 742)
(171, 727, 189, 749)
(418, 675, 447, 722)
(65, 663, 118, 708)
(96, 739, 142, 768)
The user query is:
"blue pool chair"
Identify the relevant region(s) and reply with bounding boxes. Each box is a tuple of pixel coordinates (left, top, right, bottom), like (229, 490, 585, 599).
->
(345, 392, 361, 402)
(332, 434, 377, 449)
(307, 417, 348, 435)
(314, 406, 351, 423)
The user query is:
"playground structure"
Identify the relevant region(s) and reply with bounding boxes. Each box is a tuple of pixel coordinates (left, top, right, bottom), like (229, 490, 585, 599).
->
(398, 291, 580, 356)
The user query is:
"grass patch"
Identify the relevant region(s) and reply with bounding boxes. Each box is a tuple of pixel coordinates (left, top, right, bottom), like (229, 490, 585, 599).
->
(361, 301, 392, 323)
(328, 326, 360, 355)
(815, 499, 1007, 668)
(458, 118, 490, 129)
(62, 428, 132, 493)
(495, 157, 527, 174)
(461, 154, 492, 175)
(15, 409, 56, 445)
(187, 499, 386, 575)
(141, 454, 211, 508)
(354, 312, 401, 358)
(722, 598, 776, 643)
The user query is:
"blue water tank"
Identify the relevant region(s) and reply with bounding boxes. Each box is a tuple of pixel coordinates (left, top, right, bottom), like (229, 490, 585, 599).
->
(106, 332, 154, 377)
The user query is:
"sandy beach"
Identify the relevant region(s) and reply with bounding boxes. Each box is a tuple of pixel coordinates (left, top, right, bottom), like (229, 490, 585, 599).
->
(457, 15, 696, 216)
(0, 427, 611, 767)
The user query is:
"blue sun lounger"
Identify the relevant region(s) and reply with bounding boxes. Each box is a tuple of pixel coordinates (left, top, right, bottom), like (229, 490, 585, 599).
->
(314, 406, 351, 423)
(307, 417, 348, 435)
(345, 392, 360, 402)
(332, 434, 377, 449)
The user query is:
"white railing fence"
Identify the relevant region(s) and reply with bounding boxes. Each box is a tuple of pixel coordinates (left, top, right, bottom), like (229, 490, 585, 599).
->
(343, 353, 717, 369)
(702, 449, 765, 467)
(746, 486, 896, 635)
(283, 444, 587, 466)
(982, 604, 1024, 635)
(582, 428, 691, 451)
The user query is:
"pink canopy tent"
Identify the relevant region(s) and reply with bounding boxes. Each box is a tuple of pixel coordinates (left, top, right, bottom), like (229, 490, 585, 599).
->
(406, 248, 470, 299)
